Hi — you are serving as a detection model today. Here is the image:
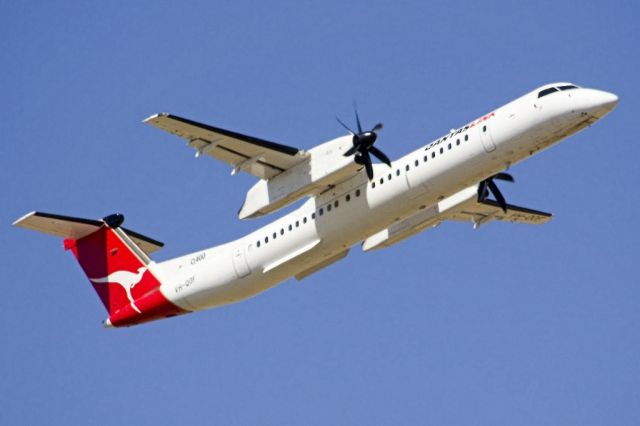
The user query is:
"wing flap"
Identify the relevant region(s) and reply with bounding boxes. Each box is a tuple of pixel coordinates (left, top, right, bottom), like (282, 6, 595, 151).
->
(144, 113, 309, 179)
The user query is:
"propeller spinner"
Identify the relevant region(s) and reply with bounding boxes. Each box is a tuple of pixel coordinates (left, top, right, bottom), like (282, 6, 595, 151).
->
(337, 107, 391, 180)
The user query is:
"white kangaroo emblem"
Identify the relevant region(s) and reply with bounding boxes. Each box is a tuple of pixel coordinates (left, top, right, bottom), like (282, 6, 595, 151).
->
(90, 267, 147, 313)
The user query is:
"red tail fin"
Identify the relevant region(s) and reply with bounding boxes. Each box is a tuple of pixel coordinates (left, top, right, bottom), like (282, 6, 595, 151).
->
(14, 212, 187, 327)
(66, 225, 156, 315)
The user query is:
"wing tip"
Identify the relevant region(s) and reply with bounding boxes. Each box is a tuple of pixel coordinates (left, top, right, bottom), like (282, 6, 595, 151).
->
(142, 112, 170, 123)
(12, 211, 38, 227)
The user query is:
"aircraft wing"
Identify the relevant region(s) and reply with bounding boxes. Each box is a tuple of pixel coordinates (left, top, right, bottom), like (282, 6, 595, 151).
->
(445, 199, 552, 226)
(362, 186, 551, 251)
(144, 113, 309, 179)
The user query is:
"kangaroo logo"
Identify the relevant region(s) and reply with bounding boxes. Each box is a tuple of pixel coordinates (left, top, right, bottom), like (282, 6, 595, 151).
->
(90, 267, 147, 313)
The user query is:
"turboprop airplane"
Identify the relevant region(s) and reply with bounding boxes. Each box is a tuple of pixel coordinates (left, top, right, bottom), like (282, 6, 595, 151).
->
(14, 82, 618, 328)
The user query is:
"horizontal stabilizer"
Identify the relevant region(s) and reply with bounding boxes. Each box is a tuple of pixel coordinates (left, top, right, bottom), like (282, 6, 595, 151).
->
(13, 211, 164, 255)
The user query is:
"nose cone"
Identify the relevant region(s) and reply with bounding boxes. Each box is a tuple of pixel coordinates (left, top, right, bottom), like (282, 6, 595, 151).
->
(577, 89, 619, 119)
(357, 131, 377, 148)
(596, 91, 619, 112)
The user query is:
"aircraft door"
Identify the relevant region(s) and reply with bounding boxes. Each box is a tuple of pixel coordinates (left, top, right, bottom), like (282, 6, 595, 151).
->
(232, 246, 251, 278)
(405, 163, 430, 199)
(479, 123, 496, 153)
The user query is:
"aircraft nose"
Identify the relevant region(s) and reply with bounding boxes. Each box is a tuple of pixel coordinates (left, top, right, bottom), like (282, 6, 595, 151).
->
(596, 90, 619, 112)
(577, 88, 619, 119)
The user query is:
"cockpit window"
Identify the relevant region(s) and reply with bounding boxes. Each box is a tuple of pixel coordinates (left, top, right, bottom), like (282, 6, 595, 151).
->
(559, 85, 578, 91)
(538, 87, 559, 98)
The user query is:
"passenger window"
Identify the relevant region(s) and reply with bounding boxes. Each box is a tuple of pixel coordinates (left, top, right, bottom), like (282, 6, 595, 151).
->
(356, 189, 361, 197)
(482, 125, 486, 132)
(319, 208, 324, 216)
(448, 143, 451, 149)
(327, 204, 332, 212)
(257, 241, 261, 248)
(396, 169, 400, 176)
(288, 224, 292, 231)
(334, 200, 339, 208)
(431, 152, 435, 158)
(439, 147, 443, 154)
(388, 173, 392, 180)
(372, 182, 376, 189)
(414, 159, 419, 167)
(265, 236, 269, 243)
(273, 232, 277, 239)
(346, 194, 351, 202)
(304, 217, 308, 223)
(296, 220, 299, 227)
(405, 164, 410, 171)
(311, 212, 315, 219)
(379, 177, 384, 184)
(456, 139, 460, 146)
(423, 155, 428, 162)
(280, 229, 284, 235)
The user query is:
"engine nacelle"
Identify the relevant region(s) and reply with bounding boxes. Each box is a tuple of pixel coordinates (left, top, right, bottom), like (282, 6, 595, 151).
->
(239, 135, 360, 219)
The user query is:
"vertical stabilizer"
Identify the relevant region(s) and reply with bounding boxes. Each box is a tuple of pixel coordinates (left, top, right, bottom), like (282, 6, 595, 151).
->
(14, 212, 187, 327)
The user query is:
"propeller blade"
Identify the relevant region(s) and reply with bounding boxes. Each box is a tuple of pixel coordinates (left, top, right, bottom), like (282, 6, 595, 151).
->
(486, 179, 508, 213)
(362, 151, 374, 180)
(369, 146, 392, 167)
(354, 105, 363, 134)
(344, 145, 358, 157)
(371, 122, 384, 132)
(336, 117, 355, 135)
(493, 172, 514, 182)
(477, 180, 488, 201)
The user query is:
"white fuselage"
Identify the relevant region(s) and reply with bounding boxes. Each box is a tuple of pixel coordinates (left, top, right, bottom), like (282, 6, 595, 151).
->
(151, 84, 618, 312)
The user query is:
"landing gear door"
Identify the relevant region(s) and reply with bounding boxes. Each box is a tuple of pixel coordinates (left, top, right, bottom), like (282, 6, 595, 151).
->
(232, 246, 251, 278)
(479, 123, 496, 153)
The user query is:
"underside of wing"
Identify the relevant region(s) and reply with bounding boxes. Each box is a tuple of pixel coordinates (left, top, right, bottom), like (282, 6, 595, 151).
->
(362, 185, 552, 251)
(144, 113, 309, 179)
(447, 199, 552, 226)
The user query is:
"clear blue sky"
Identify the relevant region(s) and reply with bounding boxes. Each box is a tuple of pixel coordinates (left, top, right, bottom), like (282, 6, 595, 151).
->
(2, 1, 638, 424)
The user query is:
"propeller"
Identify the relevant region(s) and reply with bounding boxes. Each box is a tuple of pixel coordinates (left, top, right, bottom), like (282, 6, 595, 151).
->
(477, 172, 514, 213)
(337, 106, 391, 180)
